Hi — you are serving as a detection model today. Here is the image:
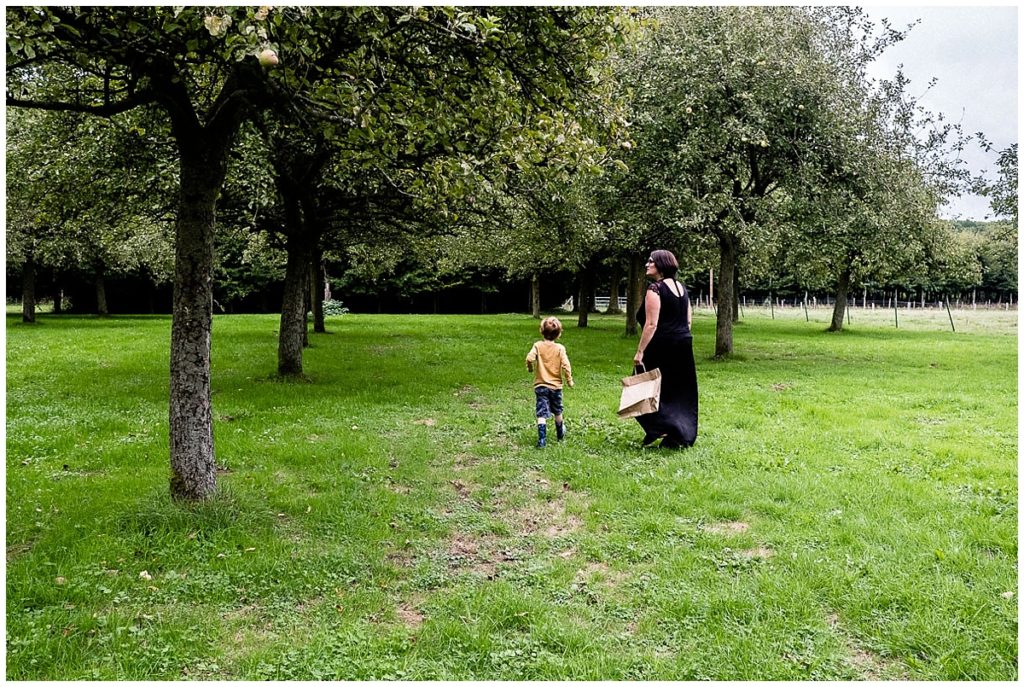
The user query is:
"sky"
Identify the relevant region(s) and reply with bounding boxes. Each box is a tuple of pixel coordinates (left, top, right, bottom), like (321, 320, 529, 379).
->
(861, 4, 1018, 222)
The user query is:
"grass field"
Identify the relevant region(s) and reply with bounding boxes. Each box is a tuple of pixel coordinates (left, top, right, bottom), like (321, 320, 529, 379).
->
(5, 310, 1018, 680)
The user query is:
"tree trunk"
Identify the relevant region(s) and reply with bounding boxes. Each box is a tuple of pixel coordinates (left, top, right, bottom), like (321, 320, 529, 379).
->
(311, 248, 325, 334)
(606, 262, 622, 314)
(714, 233, 737, 357)
(625, 253, 645, 336)
(51, 277, 63, 315)
(21, 252, 36, 323)
(303, 287, 310, 348)
(278, 231, 312, 376)
(828, 267, 851, 332)
(577, 268, 593, 328)
(169, 154, 222, 502)
(530, 273, 541, 318)
(95, 268, 108, 316)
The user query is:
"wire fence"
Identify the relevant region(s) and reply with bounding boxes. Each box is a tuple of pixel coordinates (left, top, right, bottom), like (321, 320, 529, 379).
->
(704, 301, 1017, 335)
(575, 296, 1018, 335)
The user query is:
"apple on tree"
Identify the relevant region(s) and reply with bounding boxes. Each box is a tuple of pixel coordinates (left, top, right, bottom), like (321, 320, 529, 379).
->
(258, 48, 279, 67)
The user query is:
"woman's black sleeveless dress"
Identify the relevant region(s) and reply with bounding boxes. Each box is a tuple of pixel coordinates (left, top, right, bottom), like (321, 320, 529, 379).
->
(635, 280, 698, 448)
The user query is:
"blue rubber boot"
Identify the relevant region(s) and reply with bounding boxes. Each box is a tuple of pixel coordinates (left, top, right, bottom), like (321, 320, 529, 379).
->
(556, 422, 565, 441)
(536, 423, 547, 448)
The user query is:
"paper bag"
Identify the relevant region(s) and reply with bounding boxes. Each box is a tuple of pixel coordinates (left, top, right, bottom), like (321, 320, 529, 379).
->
(617, 366, 661, 418)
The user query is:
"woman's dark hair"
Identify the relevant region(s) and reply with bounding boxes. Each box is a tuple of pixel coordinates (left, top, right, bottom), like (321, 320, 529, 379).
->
(650, 249, 679, 279)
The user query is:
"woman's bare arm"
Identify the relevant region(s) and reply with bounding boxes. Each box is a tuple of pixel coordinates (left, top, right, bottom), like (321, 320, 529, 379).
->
(634, 288, 661, 365)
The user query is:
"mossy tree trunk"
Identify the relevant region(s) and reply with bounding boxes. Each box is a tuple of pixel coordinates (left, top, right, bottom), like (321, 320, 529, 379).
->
(169, 142, 231, 502)
(311, 248, 326, 334)
(625, 253, 645, 336)
(21, 251, 36, 323)
(51, 273, 63, 315)
(531, 273, 541, 319)
(577, 266, 594, 328)
(278, 219, 313, 376)
(94, 267, 108, 316)
(828, 266, 852, 332)
(606, 261, 622, 314)
(714, 232, 737, 357)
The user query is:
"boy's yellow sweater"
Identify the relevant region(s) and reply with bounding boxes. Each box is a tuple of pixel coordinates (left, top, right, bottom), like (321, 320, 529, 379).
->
(526, 340, 573, 389)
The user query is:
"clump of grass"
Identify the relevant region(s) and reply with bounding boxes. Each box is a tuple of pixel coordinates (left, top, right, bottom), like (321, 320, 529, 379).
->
(6, 311, 1017, 679)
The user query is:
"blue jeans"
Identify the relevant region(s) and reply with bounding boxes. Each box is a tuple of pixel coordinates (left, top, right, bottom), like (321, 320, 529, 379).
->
(534, 386, 563, 419)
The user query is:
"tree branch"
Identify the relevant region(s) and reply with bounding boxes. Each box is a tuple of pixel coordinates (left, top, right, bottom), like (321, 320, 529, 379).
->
(6, 90, 158, 117)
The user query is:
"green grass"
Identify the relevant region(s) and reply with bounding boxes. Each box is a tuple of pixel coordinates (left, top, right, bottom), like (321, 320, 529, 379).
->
(6, 310, 1017, 680)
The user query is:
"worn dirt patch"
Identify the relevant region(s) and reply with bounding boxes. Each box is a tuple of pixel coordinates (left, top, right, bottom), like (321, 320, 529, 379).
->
(848, 649, 885, 679)
(703, 521, 750, 535)
(446, 532, 514, 579)
(525, 470, 552, 489)
(489, 472, 589, 541)
(448, 534, 482, 557)
(545, 517, 583, 538)
(449, 479, 473, 499)
(388, 483, 412, 495)
(222, 603, 263, 622)
(826, 611, 908, 679)
(771, 383, 793, 392)
(520, 471, 579, 498)
(574, 561, 629, 588)
(396, 604, 425, 628)
(509, 499, 582, 538)
(6, 541, 33, 561)
(739, 546, 774, 559)
(386, 550, 415, 568)
(413, 418, 436, 427)
(451, 453, 479, 471)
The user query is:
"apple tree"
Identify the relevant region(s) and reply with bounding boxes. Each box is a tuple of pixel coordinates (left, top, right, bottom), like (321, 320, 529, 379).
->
(616, 6, 929, 354)
(7, 6, 637, 499)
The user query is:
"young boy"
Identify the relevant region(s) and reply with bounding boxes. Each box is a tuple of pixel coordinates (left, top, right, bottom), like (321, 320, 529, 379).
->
(525, 316, 574, 448)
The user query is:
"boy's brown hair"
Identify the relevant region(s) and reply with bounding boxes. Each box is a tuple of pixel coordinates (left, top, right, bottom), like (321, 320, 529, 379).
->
(540, 316, 563, 340)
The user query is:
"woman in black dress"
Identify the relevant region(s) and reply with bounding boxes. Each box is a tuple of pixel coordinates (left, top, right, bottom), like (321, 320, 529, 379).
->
(632, 250, 698, 448)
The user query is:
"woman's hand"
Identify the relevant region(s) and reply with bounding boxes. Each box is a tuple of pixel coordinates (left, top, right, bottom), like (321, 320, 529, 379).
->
(633, 350, 644, 366)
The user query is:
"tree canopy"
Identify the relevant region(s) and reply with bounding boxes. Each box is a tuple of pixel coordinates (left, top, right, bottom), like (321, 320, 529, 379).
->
(7, 6, 640, 500)
(6, 6, 1013, 500)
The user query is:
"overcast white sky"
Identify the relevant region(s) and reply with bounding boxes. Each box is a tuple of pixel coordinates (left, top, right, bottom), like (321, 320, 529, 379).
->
(861, 4, 1018, 221)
